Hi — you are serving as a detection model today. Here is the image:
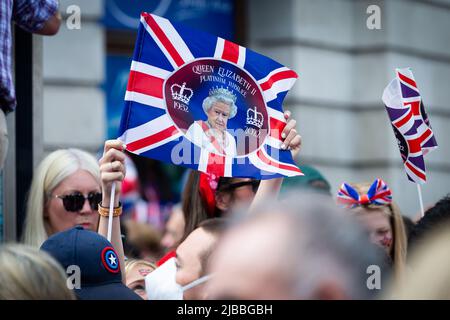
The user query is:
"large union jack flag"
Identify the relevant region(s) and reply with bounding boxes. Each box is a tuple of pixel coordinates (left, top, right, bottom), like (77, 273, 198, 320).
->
(382, 68, 438, 184)
(118, 13, 302, 179)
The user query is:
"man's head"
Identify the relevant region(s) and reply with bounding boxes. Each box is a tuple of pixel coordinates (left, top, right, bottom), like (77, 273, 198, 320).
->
(280, 165, 331, 196)
(208, 193, 385, 300)
(175, 218, 227, 299)
(409, 194, 450, 251)
(40, 226, 142, 300)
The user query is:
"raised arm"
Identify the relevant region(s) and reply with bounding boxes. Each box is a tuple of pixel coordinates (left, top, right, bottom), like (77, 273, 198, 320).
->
(250, 110, 302, 210)
(13, 0, 61, 35)
(36, 11, 61, 35)
(97, 140, 127, 283)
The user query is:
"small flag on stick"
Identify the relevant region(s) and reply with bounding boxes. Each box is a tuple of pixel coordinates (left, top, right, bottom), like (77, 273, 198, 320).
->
(382, 67, 438, 216)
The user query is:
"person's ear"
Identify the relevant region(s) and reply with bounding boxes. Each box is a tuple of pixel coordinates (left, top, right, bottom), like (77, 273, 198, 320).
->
(44, 201, 49, 218)
(215, 192, 232, 211)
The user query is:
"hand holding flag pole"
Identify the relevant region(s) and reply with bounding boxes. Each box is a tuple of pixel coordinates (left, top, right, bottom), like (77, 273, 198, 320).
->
(106, 140, 127, 241)
(97, 140, 127, 281)
(97, 141, 126, 240)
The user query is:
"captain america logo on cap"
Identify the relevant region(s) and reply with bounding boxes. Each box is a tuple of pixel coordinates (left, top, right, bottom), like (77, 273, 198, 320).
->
(101, 247, 120, 273)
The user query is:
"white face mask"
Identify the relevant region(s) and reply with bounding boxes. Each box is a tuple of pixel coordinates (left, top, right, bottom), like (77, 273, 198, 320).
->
(145, 257, 212, 300)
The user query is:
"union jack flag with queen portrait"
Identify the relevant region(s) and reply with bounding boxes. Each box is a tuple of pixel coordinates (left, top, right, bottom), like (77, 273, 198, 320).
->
(118, 13, 303, 179)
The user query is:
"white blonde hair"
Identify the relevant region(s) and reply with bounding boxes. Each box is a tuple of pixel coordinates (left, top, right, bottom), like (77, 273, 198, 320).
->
(22, 149, 100, 248)
(0, 243, 75, 300)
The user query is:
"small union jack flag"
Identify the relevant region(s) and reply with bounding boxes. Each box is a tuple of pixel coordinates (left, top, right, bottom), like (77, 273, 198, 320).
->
(118, 13, 302, 179)
(382, 68, 438, 184)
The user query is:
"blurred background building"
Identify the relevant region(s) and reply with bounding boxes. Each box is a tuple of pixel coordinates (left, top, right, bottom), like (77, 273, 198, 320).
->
(247, 0, 450, 218)
(2, 0, 450, 240)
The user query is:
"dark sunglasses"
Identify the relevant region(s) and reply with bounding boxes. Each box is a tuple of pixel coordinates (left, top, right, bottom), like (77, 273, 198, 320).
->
(224, 180, 260, 193)
(52, 192, 102, 212)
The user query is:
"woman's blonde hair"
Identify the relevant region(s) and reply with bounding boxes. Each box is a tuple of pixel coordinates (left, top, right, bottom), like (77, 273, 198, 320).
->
(22, 149, 100, 247)
(0, 243, 75, 300)
(348, 182, 407, 280)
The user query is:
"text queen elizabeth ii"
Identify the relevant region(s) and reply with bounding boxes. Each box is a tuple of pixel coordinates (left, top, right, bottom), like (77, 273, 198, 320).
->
(186, 87, 238, 156)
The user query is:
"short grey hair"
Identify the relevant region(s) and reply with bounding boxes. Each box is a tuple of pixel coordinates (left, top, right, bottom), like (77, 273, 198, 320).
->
(232, 192, 387, 299)
(202, 93, 237, 119)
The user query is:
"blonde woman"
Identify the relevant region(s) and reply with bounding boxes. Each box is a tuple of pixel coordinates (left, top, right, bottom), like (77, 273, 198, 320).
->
(0, 243, 75, 300)
(23, 148, 102, 247)
(337, 178, 407, 280)
(125, 259, 156, 300)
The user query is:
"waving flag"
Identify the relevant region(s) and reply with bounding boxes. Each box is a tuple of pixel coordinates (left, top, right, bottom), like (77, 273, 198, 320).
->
(382, 68, 438, 183)
(118, 13, 302, 179)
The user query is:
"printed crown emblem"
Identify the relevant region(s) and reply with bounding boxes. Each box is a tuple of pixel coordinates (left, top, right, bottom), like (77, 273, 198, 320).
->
(171, 82, 193, 104)
(209, 86, 237, 103)
(246, 106, 264, 129)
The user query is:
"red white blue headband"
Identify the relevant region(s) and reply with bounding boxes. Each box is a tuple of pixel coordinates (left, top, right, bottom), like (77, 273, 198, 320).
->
(337, 178, 392, 209)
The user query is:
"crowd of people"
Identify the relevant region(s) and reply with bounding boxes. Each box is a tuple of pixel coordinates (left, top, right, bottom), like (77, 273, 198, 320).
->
(1, 0, 450, 301)
(0, 110, 449, 300)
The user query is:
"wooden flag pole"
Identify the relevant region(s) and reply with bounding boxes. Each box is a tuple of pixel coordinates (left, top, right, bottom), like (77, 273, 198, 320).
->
(417, 184, 425, 218)
(107, 183, 116, 242)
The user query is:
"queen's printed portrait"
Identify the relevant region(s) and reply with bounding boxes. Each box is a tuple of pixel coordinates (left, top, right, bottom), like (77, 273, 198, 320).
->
(186, 87, 238, 156)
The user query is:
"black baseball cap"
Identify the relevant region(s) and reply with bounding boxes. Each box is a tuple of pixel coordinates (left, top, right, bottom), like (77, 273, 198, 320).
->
(41, 226, 142, 300)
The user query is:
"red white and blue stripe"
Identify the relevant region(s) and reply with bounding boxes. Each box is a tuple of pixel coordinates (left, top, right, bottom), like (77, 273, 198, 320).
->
(118, 13, 302, 179)
(382, 68, 438, 184)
